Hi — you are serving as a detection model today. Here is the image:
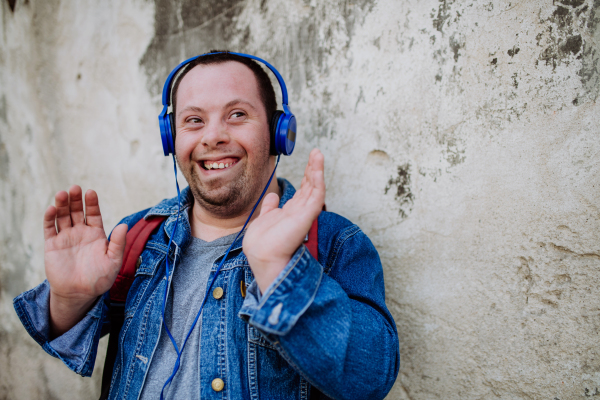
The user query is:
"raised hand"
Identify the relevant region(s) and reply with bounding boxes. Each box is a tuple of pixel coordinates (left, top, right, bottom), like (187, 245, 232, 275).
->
(44, 185, 127, 337)
(243, 149, 326, 293)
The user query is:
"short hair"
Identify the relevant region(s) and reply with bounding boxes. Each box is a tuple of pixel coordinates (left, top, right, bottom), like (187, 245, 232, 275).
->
(171, 50, 277, 124)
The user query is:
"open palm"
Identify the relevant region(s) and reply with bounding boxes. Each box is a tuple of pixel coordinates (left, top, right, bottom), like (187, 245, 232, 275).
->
(243, 149, 326, 293)
(44, 185, 127, 335)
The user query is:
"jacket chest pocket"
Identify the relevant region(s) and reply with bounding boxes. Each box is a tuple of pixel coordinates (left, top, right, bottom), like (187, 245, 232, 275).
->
(242, 267, 309, 399)
(247, 325, 309, 400)
(121, 249, 166, 318)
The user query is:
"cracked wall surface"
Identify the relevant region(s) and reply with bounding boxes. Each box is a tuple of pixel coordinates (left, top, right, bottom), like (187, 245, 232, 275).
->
(1, 0, 599, 399)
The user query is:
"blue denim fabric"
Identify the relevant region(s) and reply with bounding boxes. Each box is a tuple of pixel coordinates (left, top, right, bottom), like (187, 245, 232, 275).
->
(13, 178, 400, 400)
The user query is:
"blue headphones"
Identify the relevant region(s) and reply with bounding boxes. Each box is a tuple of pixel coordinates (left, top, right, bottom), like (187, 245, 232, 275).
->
(158, 51, 296, 157)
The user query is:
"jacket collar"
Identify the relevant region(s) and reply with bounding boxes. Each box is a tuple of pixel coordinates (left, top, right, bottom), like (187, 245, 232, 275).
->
(144, 178, 297, 255)
(277, 177, 296, 206)
(144, 177, 297, 219)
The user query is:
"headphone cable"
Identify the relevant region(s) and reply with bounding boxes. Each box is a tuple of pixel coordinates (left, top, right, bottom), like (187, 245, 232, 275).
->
(160, 154, 281, 399)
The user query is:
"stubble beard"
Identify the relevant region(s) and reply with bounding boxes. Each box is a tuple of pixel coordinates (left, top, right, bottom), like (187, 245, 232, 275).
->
(178, 149, 272, 218)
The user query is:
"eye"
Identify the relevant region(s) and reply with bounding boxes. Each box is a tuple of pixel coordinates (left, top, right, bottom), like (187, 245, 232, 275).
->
(230, 111, 246, 119)
(186, 117, 203, 124)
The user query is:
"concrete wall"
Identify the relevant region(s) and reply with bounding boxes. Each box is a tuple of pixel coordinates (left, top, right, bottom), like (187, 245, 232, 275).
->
(0, 0, 598, 398)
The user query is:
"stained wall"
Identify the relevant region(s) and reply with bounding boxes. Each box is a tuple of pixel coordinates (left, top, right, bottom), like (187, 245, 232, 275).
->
(0, 0, 598, 399)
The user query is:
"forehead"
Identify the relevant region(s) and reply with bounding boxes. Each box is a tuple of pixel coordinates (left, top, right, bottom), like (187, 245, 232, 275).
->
(175, 61, 262, 110)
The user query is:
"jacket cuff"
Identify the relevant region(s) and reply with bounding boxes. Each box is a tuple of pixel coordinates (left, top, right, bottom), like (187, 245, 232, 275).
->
(239, 245, 323, 335)
(13, 280, 105, 377)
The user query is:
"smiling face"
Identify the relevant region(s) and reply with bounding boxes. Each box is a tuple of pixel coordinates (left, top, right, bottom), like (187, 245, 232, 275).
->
(174, 61, 274, 218)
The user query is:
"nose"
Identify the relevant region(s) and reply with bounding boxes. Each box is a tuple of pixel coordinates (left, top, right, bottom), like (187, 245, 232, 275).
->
(201, 120, 231, 149)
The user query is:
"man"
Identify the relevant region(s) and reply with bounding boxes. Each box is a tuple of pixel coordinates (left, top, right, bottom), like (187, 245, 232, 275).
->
(14, 52, 400, 399)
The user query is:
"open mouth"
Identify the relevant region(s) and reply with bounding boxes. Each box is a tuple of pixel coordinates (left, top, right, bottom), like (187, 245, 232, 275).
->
(200, 157, 240, 171)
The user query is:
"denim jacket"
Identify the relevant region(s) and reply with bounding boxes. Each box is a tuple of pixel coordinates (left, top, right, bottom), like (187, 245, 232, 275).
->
(14, 178, 400, 400)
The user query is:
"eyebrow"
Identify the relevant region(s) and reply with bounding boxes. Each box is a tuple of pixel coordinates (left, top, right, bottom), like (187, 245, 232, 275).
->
(224, 99, 258, 111)
(177, 105, 203, 118)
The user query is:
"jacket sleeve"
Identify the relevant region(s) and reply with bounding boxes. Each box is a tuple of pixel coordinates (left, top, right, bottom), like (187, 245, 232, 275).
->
(12, 280, 107, 377)
(239, 223, 400, 400)
(11, 209, 149, 377)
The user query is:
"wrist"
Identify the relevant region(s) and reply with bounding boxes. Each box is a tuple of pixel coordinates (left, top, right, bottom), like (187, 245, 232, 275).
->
(247, 255, 290, 294)
(49, 290, 98, 338)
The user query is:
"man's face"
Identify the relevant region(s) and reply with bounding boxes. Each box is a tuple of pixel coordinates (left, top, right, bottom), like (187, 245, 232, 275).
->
(174, 61, 273, 218)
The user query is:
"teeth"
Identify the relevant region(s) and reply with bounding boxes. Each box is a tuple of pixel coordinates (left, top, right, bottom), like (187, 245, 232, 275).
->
(204, 161, 234, 170)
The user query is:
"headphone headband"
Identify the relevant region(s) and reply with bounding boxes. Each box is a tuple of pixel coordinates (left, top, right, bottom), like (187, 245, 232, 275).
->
(161, 51, 290, 108)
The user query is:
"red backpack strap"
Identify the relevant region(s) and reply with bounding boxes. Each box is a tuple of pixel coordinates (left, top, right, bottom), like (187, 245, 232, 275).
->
(102, 215, 167, 400)
(109, 216, 166, 302)
(305, 205, 325, 261)
(305, 218, 319, 261)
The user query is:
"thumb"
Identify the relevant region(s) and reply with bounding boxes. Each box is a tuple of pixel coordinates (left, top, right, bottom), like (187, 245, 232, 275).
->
(259, 193, 280, 217)
(107, 223, 128, 265)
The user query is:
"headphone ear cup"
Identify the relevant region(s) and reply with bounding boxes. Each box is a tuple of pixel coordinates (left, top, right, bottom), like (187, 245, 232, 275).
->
(269, 110, 284, 155)
(276, 112, 296, 156)
(159, 107, 175, 156)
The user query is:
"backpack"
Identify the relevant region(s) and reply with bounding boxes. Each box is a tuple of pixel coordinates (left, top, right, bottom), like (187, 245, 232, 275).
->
(99, 215, 320, 399)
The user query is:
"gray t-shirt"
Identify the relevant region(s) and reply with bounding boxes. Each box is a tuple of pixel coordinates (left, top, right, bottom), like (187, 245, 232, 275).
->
(139, 232, 237, 400)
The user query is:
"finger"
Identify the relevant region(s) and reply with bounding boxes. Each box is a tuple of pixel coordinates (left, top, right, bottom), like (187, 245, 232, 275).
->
(106, 223, 128, 266)
(286, 149, 326, 211)
(311, 150, 325, 186)
(54, 190, 72, 232)
(296, 161, 316, 202)
(68, 185, 85, 225)
(309, 151, 325, 200)
(309, 168, 326, 208)
(310, 148, 324, 171)
(299, 152, 314, 191)
(299, 150, 325, 212)
(259, 193, 280, 217)
(43, 205, 58, 240)
(299, 149, 323, 194)
(299, 175, 308, 191)
(307, 149, 324, 185)
(84, 190, 104, 229)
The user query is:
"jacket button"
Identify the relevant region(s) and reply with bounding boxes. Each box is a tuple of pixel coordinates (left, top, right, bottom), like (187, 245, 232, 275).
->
(211, 378, 224, 392)
(135, 256, 142, 268)
(240, 280, 246, 298)
(212, 287, 224, 299)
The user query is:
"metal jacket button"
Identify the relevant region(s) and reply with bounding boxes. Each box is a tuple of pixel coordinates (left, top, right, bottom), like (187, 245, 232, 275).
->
(240, 280, 246, 298)
(212, 287, 224, 299)
(211, 378, 224, 392)
(135, 256, 142, 268)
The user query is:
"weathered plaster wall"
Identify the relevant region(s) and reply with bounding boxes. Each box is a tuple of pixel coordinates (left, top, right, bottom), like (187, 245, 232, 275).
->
(1, 0, 598, 399)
